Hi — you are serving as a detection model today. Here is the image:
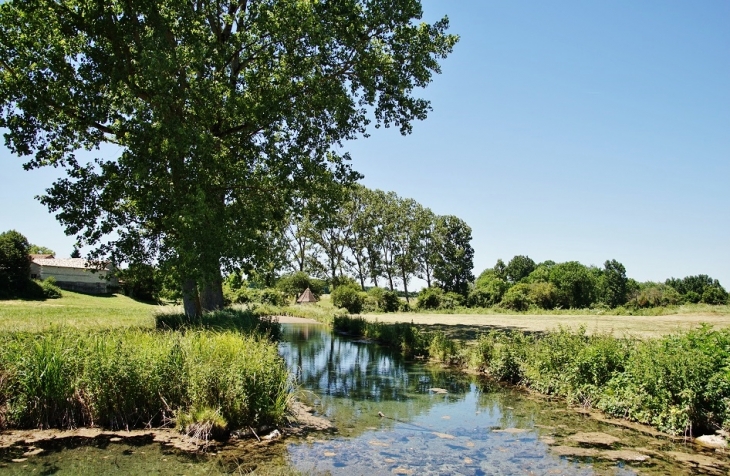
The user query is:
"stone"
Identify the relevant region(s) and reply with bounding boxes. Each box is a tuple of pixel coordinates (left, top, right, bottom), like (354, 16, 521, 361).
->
(601, 450, 651, 462)
(695, 434, 728, 449)
(567, 432, 620, 447)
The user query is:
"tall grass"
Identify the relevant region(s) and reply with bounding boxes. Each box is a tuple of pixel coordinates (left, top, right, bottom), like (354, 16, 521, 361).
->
(155, 307, 281, 339)
(332, 315, 730, 436)
(0, 328, 290, 432)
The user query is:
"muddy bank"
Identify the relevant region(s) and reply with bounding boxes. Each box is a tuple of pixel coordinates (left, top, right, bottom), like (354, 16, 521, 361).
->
(0, 400, 333, 458)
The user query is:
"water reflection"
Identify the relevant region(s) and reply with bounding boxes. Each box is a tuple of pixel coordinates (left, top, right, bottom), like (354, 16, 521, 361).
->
(3, 324, 729, 475)
(281, 324, 729, 476)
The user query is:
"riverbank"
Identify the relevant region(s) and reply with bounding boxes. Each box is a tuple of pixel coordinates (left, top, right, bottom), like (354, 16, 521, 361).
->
(332, 315, 730, 438)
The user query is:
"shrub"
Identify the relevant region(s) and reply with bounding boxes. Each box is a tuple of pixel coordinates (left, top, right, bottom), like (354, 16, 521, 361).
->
(702, 286, 728, 305)
(331, 284, 365, 314)
(276, 272, 324, 298)
(0, 230, 31, 299)
(38, 277, 62, 299)
(440, 291, 464, 310)
(117, 263, 161, 302)
(416, 287, 444, 310)
(471, 271, 509, 306)
(627, 282, 681, 308)
(500, 283, 532, 311)
(527, 282, 558, 309)
(365, 287, 400, 312)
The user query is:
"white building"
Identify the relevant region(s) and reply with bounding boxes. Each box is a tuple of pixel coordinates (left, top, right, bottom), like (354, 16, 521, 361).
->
(30, 257, 118, 294)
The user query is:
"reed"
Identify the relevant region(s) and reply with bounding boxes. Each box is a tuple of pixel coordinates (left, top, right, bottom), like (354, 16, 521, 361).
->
(0, 327, 290, 433)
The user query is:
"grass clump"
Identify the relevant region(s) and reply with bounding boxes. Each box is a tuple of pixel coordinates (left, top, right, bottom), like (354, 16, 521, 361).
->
(155, 307, 281, 339)
(0, 327, 290, 433)
(333, 315, 429, 358)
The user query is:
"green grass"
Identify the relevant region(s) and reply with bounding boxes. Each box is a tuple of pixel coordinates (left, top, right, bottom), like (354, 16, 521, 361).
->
(0, 327, 291, 432)
(0, 291, 159, 332)
(369, 302, 730, 316)
(332, 314, 730, 436)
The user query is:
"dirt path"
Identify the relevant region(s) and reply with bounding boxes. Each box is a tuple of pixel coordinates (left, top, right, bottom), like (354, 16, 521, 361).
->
(361, 312, 730, 339)
(275, 315, 320, 324)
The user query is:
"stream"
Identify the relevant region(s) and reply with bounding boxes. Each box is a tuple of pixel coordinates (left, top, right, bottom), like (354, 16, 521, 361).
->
(1, 322, 729, 475)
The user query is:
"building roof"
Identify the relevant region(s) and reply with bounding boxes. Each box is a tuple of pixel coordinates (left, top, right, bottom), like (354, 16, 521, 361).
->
(30, 253, 55, 260)
(296, 287, 318, 303)
(31, 258, 107, 270)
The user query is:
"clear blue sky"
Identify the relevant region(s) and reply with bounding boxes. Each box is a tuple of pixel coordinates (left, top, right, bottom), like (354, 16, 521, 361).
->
(1, 1, 728, 286)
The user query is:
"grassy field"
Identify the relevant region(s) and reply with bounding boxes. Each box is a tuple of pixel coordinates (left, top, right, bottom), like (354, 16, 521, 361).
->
(0, 290, 159, 332)
(360, 310, 730, 339)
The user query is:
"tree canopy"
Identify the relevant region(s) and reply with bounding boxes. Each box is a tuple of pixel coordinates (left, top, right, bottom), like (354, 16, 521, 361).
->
(0, 0, 457, 316)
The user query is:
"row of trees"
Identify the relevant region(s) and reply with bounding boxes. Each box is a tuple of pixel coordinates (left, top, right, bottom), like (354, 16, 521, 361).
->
(271, 185, 474, 302)
(468, 255, 728, 311)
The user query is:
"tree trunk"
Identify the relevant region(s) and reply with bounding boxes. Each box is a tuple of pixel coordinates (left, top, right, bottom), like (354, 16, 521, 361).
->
(401, 268, 410, 303)
(182, 278, 201, 318)
(200, 274, 224, 312)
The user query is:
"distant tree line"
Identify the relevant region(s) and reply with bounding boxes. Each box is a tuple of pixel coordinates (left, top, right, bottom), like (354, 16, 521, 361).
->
(464, 255, 728, 312)
(239, 184, 475, 302)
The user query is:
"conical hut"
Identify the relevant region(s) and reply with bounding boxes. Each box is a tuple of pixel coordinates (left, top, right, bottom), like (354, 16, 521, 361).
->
(296, 287, 318, 304)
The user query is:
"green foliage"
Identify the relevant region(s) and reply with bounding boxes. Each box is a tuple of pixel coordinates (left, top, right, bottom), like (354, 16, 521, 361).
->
(0, 230, 31, 299)
(38, 277, 62, 299)
(0, 0, 457, 316)
(28, 245, 54, 256)
(416, 286, 444, 310)
(499, 283, 532, 311)
(118, 263, 161, 302)
(598, 326, 730, 434)
(333, 315, 429, 359)
(527, 281, 558, 309)
(505, 255, 536, 283)
(627, 282, 681, 308)
(433, 216, 475, 296)
(154, 308, 281, 339)
(365, 287, 400, 312)
(702, 286, 728, 305)
(276, 272, 324, 299)
(0, 327, 289, 431)
(598, 259, 628, 308)
(331, 284, 365, 314)
(470, 270, 509, 307)
(547, 261, 597, 309)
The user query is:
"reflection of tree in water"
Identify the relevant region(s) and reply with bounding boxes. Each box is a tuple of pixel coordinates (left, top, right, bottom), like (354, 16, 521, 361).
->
(278, 324, 473, 435)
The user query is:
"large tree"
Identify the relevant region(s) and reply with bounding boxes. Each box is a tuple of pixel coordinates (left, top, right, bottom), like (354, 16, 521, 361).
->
(433, 215, 474, 296)
(0, 0, 457, 316)
(0, 230, 31, 298)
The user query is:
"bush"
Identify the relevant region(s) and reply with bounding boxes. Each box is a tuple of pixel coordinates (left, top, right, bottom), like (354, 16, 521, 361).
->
(416, 287, 444, 310)
(471, 271, 509, 306)
(527, 282, 558, 309)
(276, 272, 324, 299)
(0, 230, 31, 299)
(500, 283, 532, 311)
(702, 286, 728, 305)
(364, 287, 400, 312)
(627, 283, 681, 308)
(118, 263, 161, 302)
(331, 284, 365, 314)
(38, 277, 62, 299)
